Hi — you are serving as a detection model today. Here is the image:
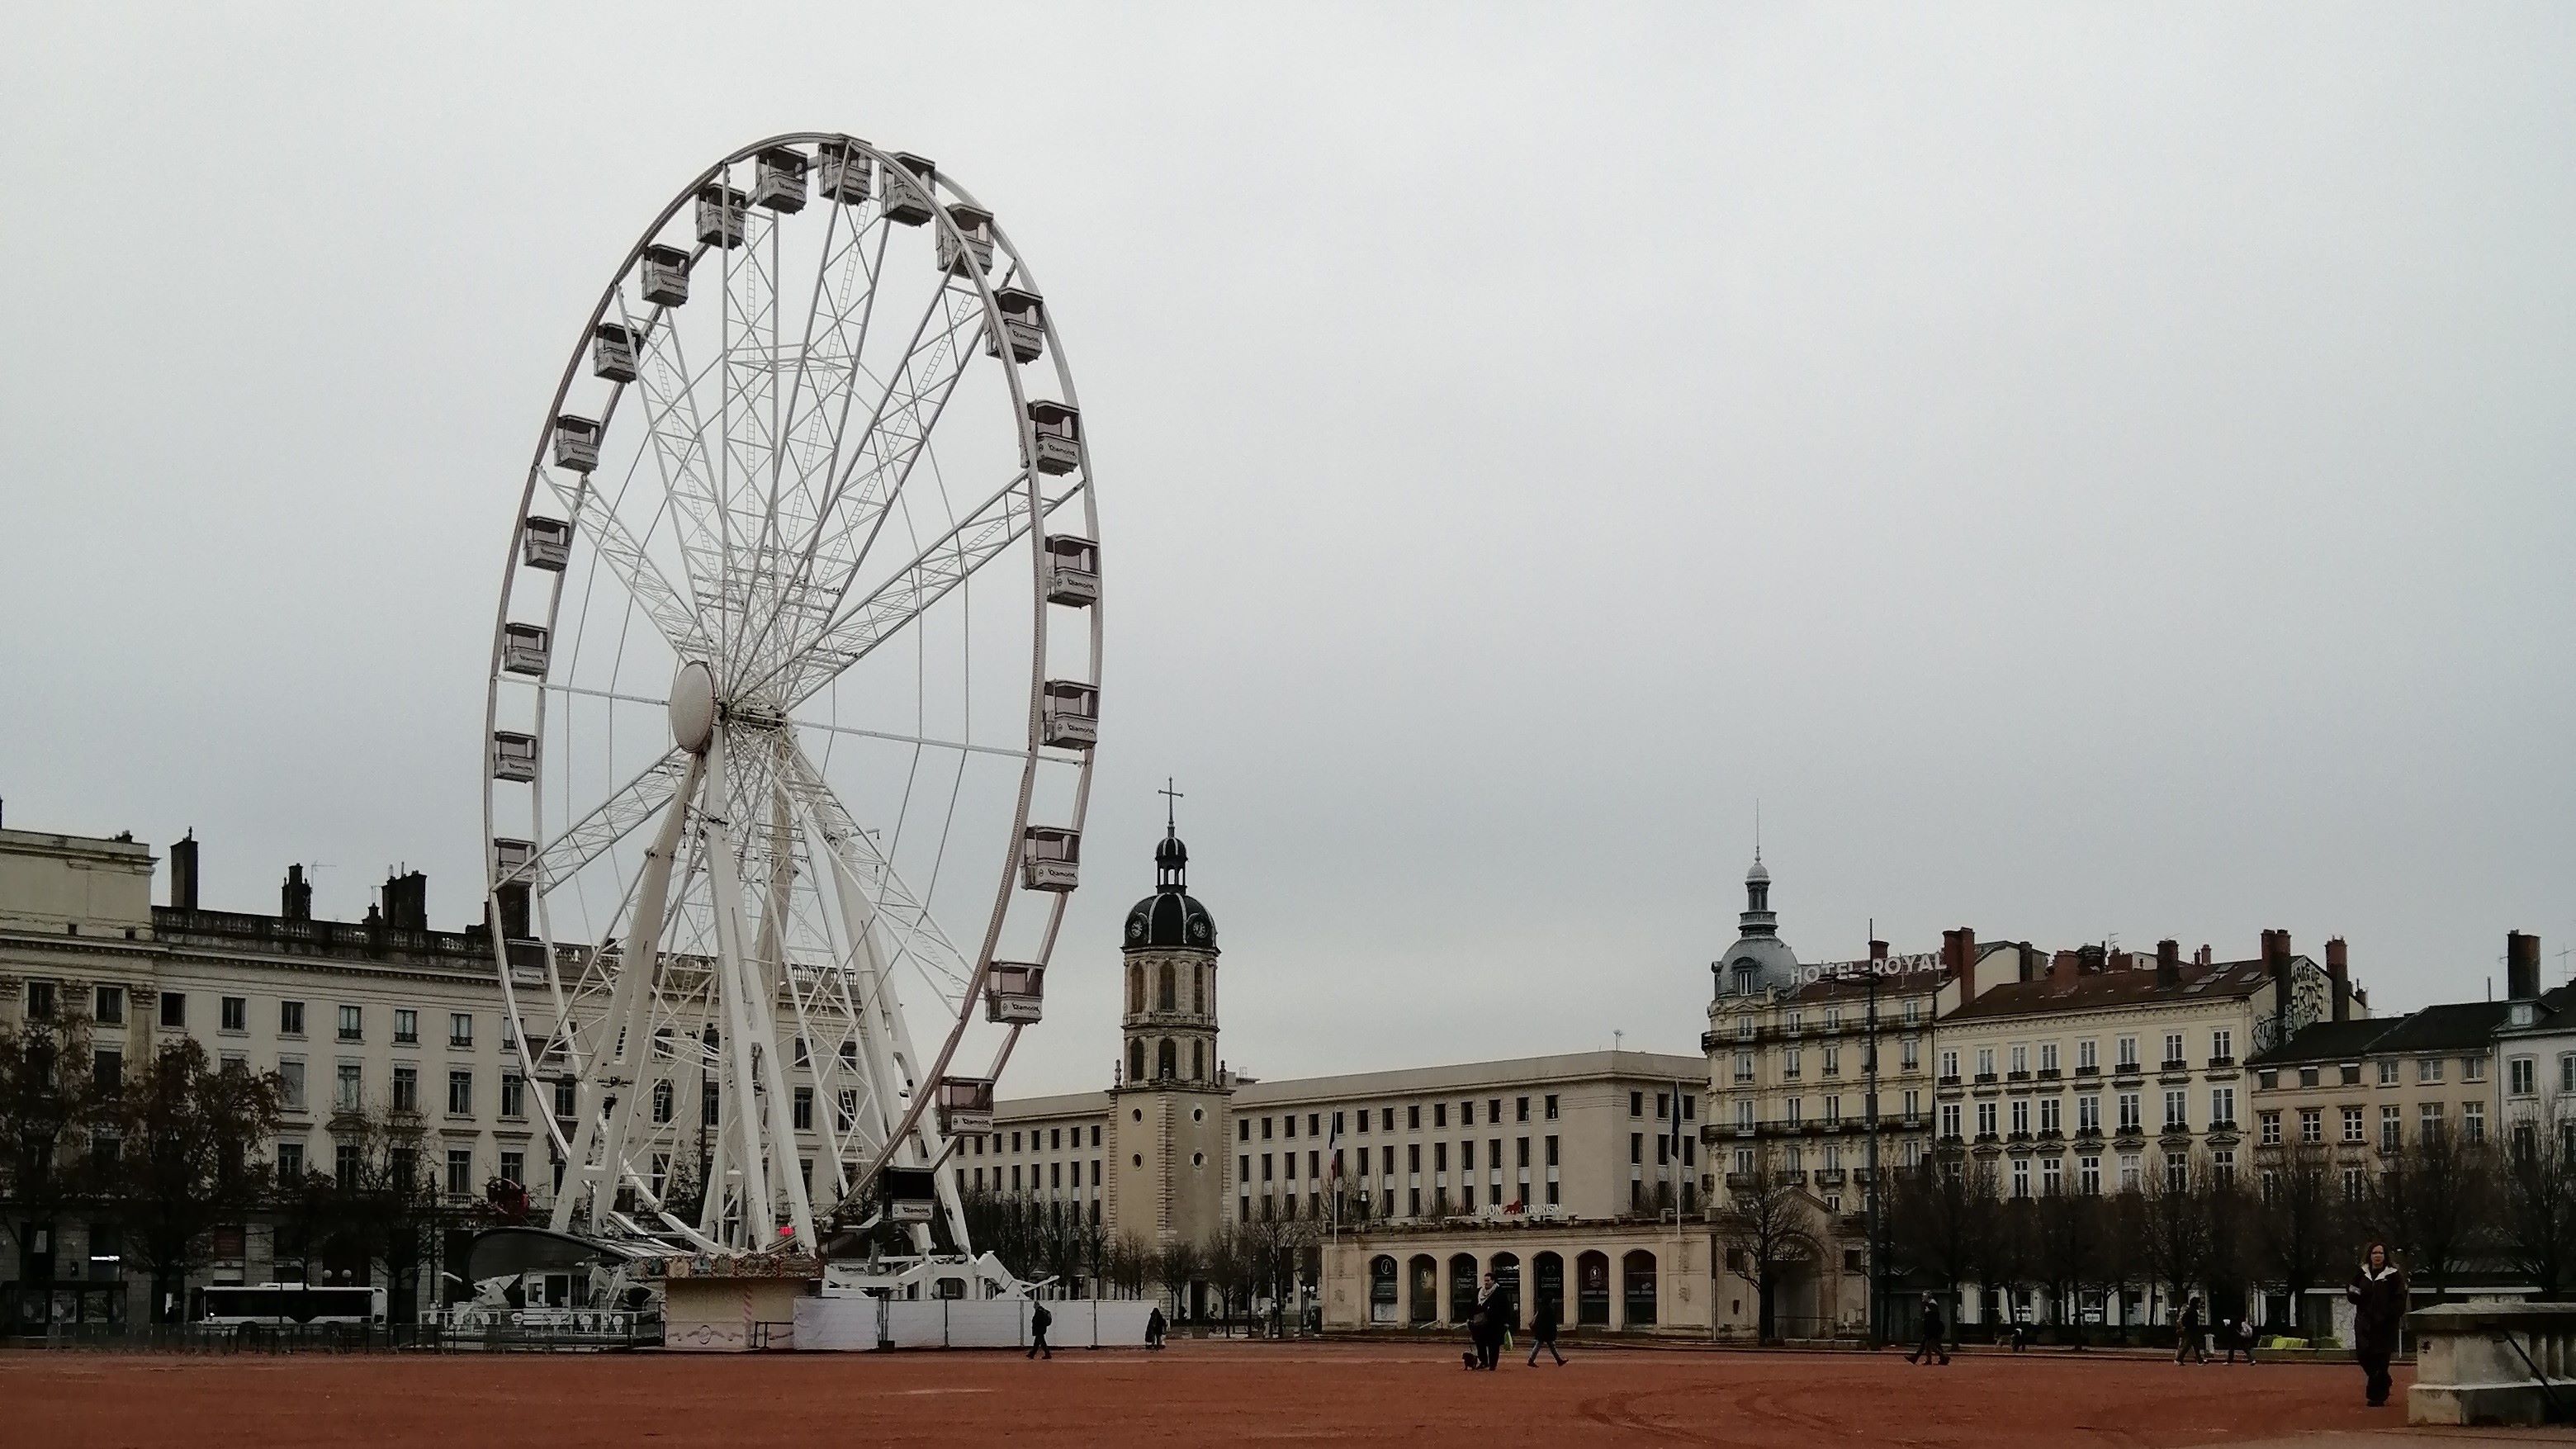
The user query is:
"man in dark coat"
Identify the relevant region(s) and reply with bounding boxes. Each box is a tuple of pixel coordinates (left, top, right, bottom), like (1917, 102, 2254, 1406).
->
(2346, 1243, 2408, 1408)
(2176, 1298, 2207, 1364)
(1026, 1300, 1053, 1360)
(1472, 1273, 1507, 1370)
(1145, 1305, 1167, 1350)
(1526, 1295, 1565, 1366)
(1906, 1295, 1949, 1366)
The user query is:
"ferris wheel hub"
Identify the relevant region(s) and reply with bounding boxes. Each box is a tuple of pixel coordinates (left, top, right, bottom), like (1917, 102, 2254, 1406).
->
(669, 661, 717, 755)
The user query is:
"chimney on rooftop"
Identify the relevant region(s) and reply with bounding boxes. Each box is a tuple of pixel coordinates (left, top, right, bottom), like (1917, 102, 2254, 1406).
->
(2327, 937, 2351, 1022)
(384, 870, 429, 933)
(2017, 943, 2040, 983)
(1944, 928, 1980, 1002)
(2195, 945, 2212, 968)
(170, 831, 200, 912)
(2507, 931, 2541, 1002)
(282, 864, 313, 922)
(2263, 929, 2293, 1045)
(2050, 949, 2081, 983)
(2157, 939, 2181, 992)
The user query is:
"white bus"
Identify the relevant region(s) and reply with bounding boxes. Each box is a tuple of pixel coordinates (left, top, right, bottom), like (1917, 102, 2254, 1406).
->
(201, 1282, 386, 1328)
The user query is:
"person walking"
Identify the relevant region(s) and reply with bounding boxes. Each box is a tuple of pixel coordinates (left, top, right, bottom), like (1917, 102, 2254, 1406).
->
(2176, 1298, 2207, 1365)
(2346, 1243, 2408, 1409)
(1527, 1295, 1565, 1367)
(1906, 1295, 1949, 1366)
(2221, 1316, 2256, 1365)
(1026, 1300, 1054, 1360)
(1145, 1305, 1167, 1351)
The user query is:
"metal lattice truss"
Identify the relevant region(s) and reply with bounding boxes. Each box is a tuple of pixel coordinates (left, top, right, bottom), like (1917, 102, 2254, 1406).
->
(478, 135, 1099, 1260)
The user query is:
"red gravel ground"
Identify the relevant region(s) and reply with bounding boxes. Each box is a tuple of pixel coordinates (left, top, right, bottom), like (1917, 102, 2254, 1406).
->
(4, 1341, 2433, 1448)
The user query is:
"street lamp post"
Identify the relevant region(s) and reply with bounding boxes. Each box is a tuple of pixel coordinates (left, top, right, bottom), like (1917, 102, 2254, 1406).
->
(1864, 933, 1887, 1349)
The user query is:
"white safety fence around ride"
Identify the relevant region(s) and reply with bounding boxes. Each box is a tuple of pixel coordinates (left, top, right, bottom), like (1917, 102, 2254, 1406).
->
(793, 1297, 1156, 1352)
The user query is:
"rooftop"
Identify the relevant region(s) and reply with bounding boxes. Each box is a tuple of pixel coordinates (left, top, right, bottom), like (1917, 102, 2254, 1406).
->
(1944, 955, 2284, 1024)
(2245, 1016, 2396, 1068)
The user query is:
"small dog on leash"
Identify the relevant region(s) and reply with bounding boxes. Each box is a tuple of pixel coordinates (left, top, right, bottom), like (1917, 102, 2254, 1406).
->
(1461, 1350, 1480, 1371)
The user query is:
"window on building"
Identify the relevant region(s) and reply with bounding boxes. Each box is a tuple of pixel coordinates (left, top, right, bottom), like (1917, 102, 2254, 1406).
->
(2162, 1033, 2184, 1068)
(2163, 1090, 2187, 1131)
(213, 994, 238, 1032)
(2077, 1154, 2100, 1194)
(2039, 1098, 2061, 1134)
(2463, 1102, 2485, 1145)
(2463, 1057, 2487, 1083)
(449, 1013, 473, 1049)
(2419, 1057, 2443, 1083)
(2380, 1106, 2402, 1152)
(1940, 1103, 1962, 1139)
(2210, 1148, 2236, 1186)
(501, 1073, 525, 1119)
(2077, 1039, 2097, 1073)
(2508, 1057, 2536, 1096)
(2211, 1029, 2233, 1063)
(391, 1065, 419, 1112)
(2010, 1160, 2029, 1198)
(2040, 1158, 2062, 1195)
(2210, 1087, 2235, 1127)
(159, 991, 187, 1029)
(1405, 1106, 1418, 1131)
(92, 1047, 121, 1096)
(447, 1070, 473, 1116)
(2118, 1091, 2141, 1134)
(2259, 1110, 2281, 1145)
(25, 980, 57, 1020)
(2117, 1036, 2138, 1069)
(1975, 1101, 1996, 1136)
(2010, 1100, 2029, 1135)
(2341, 1106, 2363, 1144)
(1629, 1091, 1644, 1118)
(335, 1062, 362, 1110)
(1940, 1049, 1959, 1079)
(446, 1148, 474, 1196)
(1544, 1095, 1560, 1120)
(2299, 1107, 2322, 1144)
(275, 999, 303, 1037)
(790, 1086, 812, 1130)
(337, 1005, 362, 1042)
(2010, 1044, 2028, 1075)
(2077, 1094, 2100, 1133)
(278, 1059, 306, 1110)
(2378, 1058, 2399, 1085)
(1975, 1049, 1995, 1078)
(2420, 1102, 2446, 1144)
(394, 1008, 418, 1044)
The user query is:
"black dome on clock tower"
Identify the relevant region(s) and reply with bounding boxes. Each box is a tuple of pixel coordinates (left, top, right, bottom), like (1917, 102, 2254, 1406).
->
(1125, 825, 1216, 950)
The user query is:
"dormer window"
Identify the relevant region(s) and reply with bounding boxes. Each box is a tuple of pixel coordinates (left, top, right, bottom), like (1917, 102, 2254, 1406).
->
(1734, 964, 1758, 997)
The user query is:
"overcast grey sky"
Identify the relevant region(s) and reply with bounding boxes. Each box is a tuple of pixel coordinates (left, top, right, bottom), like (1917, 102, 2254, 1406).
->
(2, 4, 2569, 1096)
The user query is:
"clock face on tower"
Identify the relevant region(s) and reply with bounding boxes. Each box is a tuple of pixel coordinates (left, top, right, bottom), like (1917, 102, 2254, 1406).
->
(1190, 920, 1209, 943)
(1127, 918, 1145, 942)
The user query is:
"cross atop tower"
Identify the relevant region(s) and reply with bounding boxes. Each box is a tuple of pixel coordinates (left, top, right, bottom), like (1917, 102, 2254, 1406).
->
(1160, 777, 1184, 835)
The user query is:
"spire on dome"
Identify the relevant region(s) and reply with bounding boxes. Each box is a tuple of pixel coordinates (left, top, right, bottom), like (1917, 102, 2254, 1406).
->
(1155, 777, 1187, 892)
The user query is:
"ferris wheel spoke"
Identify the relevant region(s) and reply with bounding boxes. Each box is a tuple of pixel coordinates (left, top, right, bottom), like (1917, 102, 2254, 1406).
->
(544, 471, 718, 662)
(500, 748, 692, 893)
(738, 274, 992, 686)
(763, 469, 1082, 713)
(774, 738, 973, 997)
(612, 288, 735, 613)
(785, 714, 1039, 763)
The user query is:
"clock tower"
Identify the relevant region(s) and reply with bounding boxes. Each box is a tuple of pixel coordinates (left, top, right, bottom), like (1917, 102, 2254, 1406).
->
(1106, 793, 1229, 1259)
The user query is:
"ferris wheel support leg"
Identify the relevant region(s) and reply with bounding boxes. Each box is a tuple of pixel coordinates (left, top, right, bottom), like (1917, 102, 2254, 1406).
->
(741, 769, 819, 1252)
(588, 755, 705, 1234)
(801, 795, 945, 1253)
(779, 796, 858, 1205)
(699, 726, 777, 1246)
(551, 751, 707, 1235)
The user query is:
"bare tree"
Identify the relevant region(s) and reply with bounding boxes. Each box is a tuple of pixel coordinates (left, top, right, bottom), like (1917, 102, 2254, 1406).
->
(1980, 1192, 2039, 1334)
(2256, 1142, 2340, 1340)
(2139, 1150, 2210, 1329)
(2496, 1096, 2575, 1302)
(1712, 1141, 1818, 1343)
(89, 1040, 283, 1322)
(1889, 1153, 1986, 1342)
(0, 1015, 104, 1268)
(1158, 1236, 1204, 1316)
(2362, 1127, 2496, 1304)
(2034, 1185, 2105, 1341)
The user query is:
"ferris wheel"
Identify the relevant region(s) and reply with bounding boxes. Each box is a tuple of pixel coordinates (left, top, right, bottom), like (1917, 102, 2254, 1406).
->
(479, 134, 1100, 1259)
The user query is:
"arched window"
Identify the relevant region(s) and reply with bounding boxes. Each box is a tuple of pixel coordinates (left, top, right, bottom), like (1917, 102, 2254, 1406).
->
(1127, 963, 1142, 1015)
(1622, 1249, 1659, 1327)
(1158, 964, 1177, 1011)
(1192, 1039, 1205, 1080)
(1735, 963, 1758, 997)
(1157, 1038, 1177, 1079)
(1128, 1038, 1145, 1084)
(1191, 964, 1203, 1014)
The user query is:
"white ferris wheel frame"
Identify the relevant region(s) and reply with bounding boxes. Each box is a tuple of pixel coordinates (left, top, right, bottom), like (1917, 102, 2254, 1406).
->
(477, 132, 1100, 1259)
